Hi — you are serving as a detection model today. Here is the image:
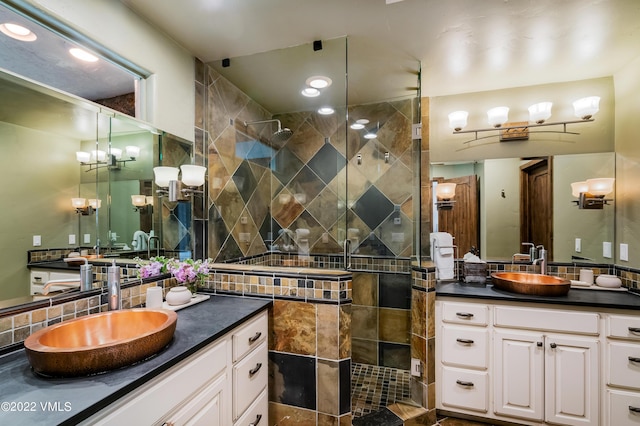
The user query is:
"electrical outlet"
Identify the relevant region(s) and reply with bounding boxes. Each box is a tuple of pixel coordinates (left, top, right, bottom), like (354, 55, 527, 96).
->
(603, 241, 612, 258)
(68, 234, 76, 245)
(620, 243, 629, 262)
(411, 358, 421, 377)
(575, 238, 581, 253)
(33, 235, 41, 246)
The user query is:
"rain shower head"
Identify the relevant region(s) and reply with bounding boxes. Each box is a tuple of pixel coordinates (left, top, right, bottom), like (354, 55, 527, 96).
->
(244, 119, 293, 146)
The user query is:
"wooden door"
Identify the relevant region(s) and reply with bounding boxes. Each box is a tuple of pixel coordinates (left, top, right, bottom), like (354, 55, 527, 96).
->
(435, 175, 479, 257)
(520, 159, 553, 259)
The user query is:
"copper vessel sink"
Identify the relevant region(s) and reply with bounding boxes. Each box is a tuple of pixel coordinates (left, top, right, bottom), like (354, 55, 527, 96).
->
(491, 272, 571, 296)
(24, 309, 177, 377)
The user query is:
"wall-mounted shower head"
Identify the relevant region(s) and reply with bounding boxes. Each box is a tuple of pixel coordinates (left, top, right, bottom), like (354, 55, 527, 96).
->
(244, 119, 293, 146)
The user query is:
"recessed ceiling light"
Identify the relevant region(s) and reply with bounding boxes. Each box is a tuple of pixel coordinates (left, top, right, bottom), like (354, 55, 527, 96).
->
(356, 119, 370, 124)
(364, 132, 377, 139)
(306, 75, 332, 89)
(301, 87, 320, 97)
(350, 123, 365, 130)
(0, 23, 36, 41)
(69, 47, 99, 62)
(318, 107, 334, 115)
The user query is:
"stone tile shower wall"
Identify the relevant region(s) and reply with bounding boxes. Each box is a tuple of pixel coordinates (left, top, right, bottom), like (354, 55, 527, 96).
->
(351, 272, 412, 370)
(196, 60, 416, 262)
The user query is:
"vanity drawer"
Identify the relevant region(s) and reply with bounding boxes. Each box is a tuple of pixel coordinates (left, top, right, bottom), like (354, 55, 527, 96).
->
(606, 389, 640, 425)
(441, 366, 488, 413)
(234, 389, 267, 426)
(232, 311, 268, 362)
(233, 341, 268, 420)
(608, 341, 640, 390)
(494, 306, 599, 335)
(441, 325, 489, 370)
(608, 315, 640, 341)
(441, 302, 489, 326)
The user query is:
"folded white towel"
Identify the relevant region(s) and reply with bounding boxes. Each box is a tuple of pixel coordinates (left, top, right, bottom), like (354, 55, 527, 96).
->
(431, 232, 454, 255)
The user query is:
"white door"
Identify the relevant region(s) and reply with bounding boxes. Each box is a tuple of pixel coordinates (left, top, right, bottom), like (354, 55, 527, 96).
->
(494, 329, 544, 421)
(545, 334, 599, 426)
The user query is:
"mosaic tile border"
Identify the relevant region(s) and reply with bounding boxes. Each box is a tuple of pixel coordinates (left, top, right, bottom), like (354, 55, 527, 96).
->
(227, 252, 412, 274)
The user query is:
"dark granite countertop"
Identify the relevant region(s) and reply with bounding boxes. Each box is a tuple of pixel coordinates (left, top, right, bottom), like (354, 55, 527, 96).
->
(437, 281, 640, 310)
(0, 295, 272, 426)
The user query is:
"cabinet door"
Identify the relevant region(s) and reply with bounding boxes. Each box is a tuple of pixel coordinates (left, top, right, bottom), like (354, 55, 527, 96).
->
(545, 335, 599, 426)
(167, 373, 228, 426)
(493, 329, 544, 421)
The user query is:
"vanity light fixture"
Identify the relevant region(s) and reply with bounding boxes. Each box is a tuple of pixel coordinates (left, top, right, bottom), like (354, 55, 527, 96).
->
(76, 145, 139, 171)
(153, 165, 206, 202)
(449, 96, 600, 144)
(435, 182, 457, 210)
(71, 198, 99, 215)
(571, 177, 614, 209)
(0, 23, 37, 41)
(131, 194, 152, 213)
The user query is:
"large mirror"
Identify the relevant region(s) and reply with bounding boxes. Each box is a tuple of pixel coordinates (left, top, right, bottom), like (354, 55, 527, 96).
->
(428, 76, 616, 264)
(0, 68, 177, 305)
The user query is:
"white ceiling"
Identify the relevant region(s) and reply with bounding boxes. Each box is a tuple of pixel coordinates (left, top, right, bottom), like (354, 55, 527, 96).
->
(121, 0, 640, 99)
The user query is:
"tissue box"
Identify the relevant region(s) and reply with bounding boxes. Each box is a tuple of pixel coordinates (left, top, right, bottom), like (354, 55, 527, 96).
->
(464, 262, 487, 284)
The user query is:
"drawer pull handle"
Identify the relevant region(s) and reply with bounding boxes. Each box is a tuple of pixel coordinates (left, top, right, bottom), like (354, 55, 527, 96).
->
(456, 312, 474, 319)
(537, 342, 543, 347)
(249, 363, 263, 377)
(249, 332, 262, 344)
(550, 343, 557, 349)
(629, 356, 640, 363)
(629, 327, 640, 335)
(249, 414, 263, 426)
(456, 380, 474, 387)
(630, 406, 640, 414)
(456, 338, 474, 345)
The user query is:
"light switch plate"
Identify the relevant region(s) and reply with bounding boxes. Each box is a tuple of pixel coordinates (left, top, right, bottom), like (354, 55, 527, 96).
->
(68, 234, 76, 245)
(575, 238, 581, 253)
(620, 243, 629, 262)
(603, 241, 612, 258)
(84, 234, 91, 244)
(33, 235, 41, 246)
(411, 358, 421, 376)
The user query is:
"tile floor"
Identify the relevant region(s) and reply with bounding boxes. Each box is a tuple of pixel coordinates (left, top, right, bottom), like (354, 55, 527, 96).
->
(351, 362, 412, 419)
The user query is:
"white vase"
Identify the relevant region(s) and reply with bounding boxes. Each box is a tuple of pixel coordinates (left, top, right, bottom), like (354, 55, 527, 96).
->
(165, 286, 192, 306)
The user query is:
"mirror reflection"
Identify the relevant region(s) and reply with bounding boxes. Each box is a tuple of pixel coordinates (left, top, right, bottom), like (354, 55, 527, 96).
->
(431, 152, 615, 263)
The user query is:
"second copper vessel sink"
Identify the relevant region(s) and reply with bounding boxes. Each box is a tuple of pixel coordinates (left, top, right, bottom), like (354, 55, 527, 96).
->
(491, 272, 571, 296)
(24, 308, 177, 377)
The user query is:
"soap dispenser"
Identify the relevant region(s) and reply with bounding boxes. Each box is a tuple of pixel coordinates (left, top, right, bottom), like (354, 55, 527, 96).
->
(107, 260, 121, 311)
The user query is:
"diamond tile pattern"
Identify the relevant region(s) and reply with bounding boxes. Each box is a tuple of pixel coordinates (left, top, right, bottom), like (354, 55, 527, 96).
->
(352, 186, 395, 231)
(201, 66, 416, 260)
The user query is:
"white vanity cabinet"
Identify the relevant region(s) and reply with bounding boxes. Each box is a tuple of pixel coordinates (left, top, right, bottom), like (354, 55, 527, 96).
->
(436, 299, 602, 426)
(604, 314, 640, 425)
(80, 311, 268, 426)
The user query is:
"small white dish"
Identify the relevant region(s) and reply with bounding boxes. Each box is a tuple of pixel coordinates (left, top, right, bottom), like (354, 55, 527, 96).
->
(595, 274, 622, 288)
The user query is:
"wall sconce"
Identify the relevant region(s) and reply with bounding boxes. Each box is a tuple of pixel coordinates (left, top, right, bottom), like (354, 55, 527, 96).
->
(76, 145, 139, 171)
(435, 182, 457, 210)
(449, 96, 600, 144)
(571, 177, 614, 209)
(131, 194, 153, 213)
(153, 165, 206, 202)
(71, 198, 100, 215)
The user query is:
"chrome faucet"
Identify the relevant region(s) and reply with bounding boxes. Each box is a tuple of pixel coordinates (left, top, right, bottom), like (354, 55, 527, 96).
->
(533, 245, 547, 275)
(147, 235, 160, 258)
(63, 257, 93, 291)
(41, 279, 80, 295)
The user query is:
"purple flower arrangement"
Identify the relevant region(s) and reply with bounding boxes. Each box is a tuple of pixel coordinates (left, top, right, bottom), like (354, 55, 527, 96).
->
(136, 256, 211, 294)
